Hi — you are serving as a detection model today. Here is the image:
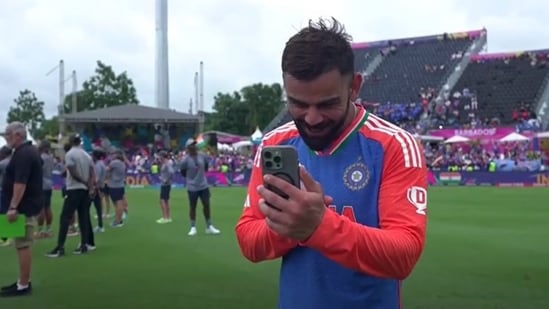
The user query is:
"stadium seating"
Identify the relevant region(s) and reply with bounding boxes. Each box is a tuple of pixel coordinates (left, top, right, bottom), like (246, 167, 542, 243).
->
(447, 51, 549, 125)
(359, 34, 478, 104)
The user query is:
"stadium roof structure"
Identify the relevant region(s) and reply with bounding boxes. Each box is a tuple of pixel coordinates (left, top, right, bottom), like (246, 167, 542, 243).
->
(351, 28, 485, 50)
(60, 104, 200, 124)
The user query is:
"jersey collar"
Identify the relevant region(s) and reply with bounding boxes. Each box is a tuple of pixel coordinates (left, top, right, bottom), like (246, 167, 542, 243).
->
(313, 104, 369, 156)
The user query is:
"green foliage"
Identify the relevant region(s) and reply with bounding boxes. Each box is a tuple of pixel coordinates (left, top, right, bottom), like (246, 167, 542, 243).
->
(204, 83, 285, 135)
(64, 60, 139, 114)
(6, 89, 45, 139)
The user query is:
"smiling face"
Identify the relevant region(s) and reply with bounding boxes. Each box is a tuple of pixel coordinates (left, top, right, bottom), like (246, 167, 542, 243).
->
(284, 70, 362, 151)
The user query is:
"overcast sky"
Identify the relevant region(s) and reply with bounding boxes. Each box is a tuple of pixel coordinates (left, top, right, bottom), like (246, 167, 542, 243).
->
(1, 0, 548, 127)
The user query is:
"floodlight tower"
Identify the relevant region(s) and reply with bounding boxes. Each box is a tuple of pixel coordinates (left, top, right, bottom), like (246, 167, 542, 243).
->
(155, 0, 170, 109)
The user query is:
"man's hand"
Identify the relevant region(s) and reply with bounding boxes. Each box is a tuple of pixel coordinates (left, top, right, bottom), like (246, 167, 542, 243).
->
(6, 209, 18, 223)
(257, 166, 328, 242)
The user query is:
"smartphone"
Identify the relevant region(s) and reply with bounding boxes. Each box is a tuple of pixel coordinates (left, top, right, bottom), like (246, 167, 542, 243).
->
(261, 145, 300, 210)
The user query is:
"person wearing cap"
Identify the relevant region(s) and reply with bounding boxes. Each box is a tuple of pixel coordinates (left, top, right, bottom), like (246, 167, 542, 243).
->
(180, 138, 220, 236)
(156, 150, 173, 224)
(0, 122, 43, 297)
(36, 141, 55, 238)
(46, 134, 96, 257)
(0, 145, 13, 247)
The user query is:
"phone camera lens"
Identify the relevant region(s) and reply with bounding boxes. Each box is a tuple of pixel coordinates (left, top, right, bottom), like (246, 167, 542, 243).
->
(273, 156, 281, 163)
(264, 151, 272, 159)
(265, 161, 273, 168)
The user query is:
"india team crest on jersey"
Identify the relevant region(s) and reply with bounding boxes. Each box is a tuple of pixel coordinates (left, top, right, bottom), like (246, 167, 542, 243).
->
(343, 159, 370, 191)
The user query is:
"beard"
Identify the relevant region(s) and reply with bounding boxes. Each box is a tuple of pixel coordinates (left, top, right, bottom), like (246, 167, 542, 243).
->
(293, 103, 351, 151)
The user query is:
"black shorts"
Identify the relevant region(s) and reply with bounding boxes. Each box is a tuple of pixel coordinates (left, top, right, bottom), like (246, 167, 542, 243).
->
(109, 187, 125, 203)
(43, 189, 53, 208)
(61, 186, 67, 199)
(160, 185, 171, 200)
(187, 188, 210, 207)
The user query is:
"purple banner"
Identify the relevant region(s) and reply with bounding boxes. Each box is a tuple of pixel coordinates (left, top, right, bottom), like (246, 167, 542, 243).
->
(429, 127, 518, 139)
(51, 170, 252, 189)
(50, 170, 549, 189)
(428, 171, 549, 187)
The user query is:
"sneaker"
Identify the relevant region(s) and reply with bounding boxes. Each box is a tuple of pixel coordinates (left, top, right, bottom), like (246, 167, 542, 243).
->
(156, 218, 172, 224)
(206, 225, 221, 235)
(0, 239, 11, 247)
(1, 282, 17, 291)
(94, 226, 105, 233)
(111, 221, 124, 228)
(45, 247, 65, 258)
(0, 282, 32, 297)
(188, 226, 197, 236)
(75, 244, 96, 253)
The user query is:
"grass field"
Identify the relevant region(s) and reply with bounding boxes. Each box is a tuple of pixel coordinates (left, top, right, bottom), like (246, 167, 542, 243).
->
(0, 186, 548, 309)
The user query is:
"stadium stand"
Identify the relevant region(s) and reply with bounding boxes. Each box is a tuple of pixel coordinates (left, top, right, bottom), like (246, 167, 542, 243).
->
(432, 50, 549, 129)
(359, 31, 481, 105)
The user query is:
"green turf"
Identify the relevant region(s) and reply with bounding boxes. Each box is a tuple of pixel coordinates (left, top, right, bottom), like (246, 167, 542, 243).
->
(0, 187, 548, 308)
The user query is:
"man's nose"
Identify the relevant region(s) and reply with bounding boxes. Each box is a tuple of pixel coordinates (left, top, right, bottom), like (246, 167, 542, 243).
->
(303, 108, 323, 127)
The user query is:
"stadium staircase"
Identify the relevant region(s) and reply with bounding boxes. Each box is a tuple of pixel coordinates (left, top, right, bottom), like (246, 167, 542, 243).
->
(435, 31, 487, 103)
(534, 77, 549, 130)
(448, 51, 549, 125)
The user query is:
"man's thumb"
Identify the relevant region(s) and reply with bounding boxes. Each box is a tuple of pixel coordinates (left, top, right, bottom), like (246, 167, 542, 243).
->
(299, 166, 322, 193)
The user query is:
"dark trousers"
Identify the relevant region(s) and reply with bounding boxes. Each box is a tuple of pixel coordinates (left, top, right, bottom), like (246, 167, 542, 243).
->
(57, 189, 94, 249)
(92, 190, 103, 228)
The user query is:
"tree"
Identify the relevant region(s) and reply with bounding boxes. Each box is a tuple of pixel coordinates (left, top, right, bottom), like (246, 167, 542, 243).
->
(6, 89, 45, 138)
(64, 60, 139, 113)
(205, 83, 284, 135)
(38, 116, 60, 140)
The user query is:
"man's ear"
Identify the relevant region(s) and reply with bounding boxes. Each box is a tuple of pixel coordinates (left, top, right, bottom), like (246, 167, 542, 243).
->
(350, 73, 363, 102)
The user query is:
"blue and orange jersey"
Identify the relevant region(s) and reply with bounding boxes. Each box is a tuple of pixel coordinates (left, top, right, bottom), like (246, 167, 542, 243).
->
(235, 104, 428, 309)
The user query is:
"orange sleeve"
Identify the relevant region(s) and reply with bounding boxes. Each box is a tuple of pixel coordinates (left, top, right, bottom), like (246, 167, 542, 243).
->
(235, 143, 298, 263)
(299, 137, 428, 280)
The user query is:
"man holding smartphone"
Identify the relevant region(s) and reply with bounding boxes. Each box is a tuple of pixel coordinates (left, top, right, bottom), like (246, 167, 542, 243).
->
(235, 18, 428, 309)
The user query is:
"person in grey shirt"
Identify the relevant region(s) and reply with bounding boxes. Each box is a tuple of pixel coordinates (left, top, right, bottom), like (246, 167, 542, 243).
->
(180, 138, 220, 236)
(37, 141, 54, 238)
(46, 134, 96, 258)
(0, 145, 12, 246)
(107, 150, 127, 227)
(156, 151, 173, 224)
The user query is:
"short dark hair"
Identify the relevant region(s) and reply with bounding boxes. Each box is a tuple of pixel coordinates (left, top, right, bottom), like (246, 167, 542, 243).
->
(92, 149, 105, 160)
(281, 17, 355, 81)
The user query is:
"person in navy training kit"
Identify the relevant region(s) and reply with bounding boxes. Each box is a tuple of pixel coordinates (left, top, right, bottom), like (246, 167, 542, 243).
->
(0, 122, 43, 297)
(235, 18, 428, 309)
(156, 150, 173, 224)
(180, 138, 220, 236)
(107, 150, 127, 227)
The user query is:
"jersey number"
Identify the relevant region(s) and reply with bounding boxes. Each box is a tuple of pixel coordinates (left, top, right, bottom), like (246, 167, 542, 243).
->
(327, 205, 357, 222)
